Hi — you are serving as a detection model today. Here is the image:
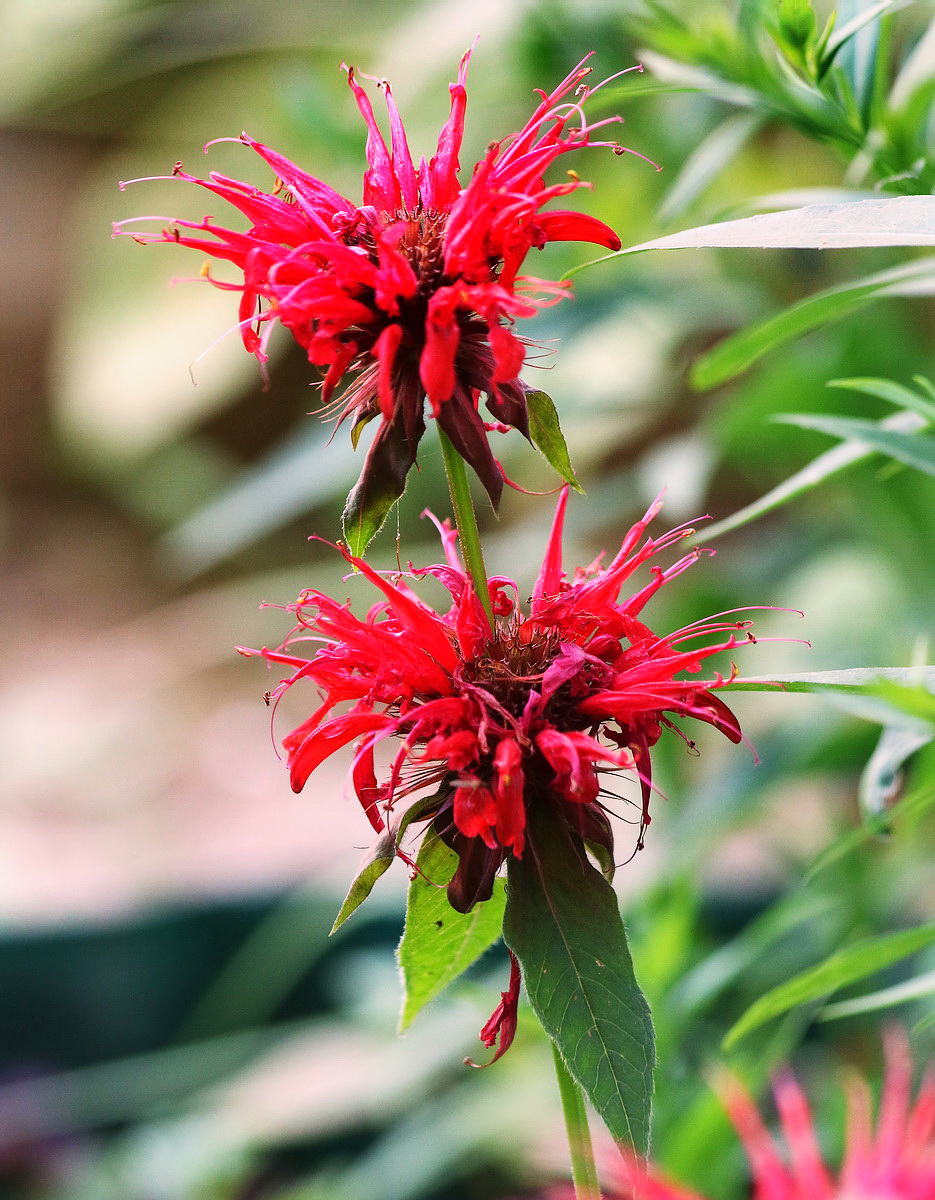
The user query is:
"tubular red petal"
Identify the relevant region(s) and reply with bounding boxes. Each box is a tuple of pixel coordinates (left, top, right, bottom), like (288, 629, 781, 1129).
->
(535, 209, 622, 250)
(427, 46, 471, 209)
(533, 484, 569, 601)
(286, 711, 394, 793)
(380, 80, 419, 211)
(466, 951, 521, 1068)
(374, 323, 403, 420)
(344, 64, 400, 211)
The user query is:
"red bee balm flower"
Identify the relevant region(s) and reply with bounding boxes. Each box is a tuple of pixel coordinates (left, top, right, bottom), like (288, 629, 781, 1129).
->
(117, 51, 636, 534)
(243, 489, 761, 913)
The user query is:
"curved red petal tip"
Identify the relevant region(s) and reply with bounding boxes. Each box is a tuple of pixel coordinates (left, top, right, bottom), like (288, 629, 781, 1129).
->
(465, 951, 521, 1069)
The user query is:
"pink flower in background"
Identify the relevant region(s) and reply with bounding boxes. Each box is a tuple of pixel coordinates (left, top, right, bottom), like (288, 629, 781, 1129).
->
(722, 1032, 935, 1200)
(242, 488, 760, 913)
(546, 1032, 935, 1200)
(117, 50, 636, 522)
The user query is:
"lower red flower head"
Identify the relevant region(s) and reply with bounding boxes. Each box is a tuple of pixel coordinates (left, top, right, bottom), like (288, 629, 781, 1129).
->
(243, 488, 767, 913)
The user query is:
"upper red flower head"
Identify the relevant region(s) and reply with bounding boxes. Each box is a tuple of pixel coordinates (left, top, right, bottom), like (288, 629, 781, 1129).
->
(116, 51, 633, 538)
(244, 488, 761, 912)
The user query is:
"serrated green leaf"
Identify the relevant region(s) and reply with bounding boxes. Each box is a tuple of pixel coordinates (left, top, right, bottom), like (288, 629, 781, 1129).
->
(724, 921, 935, 1049)
(775, 412, 935, 477)
(690, 258, 935, 390)
(398, 832, 506, 1031)
(330, 826, 398, 934)
(526, 390, 583, 492)
(700, 409, 928, 542)
(503, 809, 654, 1153)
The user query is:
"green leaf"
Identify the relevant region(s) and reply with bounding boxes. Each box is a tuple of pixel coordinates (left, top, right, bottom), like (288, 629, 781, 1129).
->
(805, 777, 935, 881)
(330, 826, 398, 934)
(723, 921, 935, 1049)
(350, 412, 375, 451)
(774, 412, 935, 477)
(820, 968, 935, 1021)
(724, 666, 935, 695)
(526, 390, 583, 492)
(398, 832, 506, 1031)
(859, 725, 933, 820)
(342, 416, 418, 558)
(777, 0, 818, 53)
(658, 112, 762, 224)
(829, 375, 935, 421)
(160, 425, 356, 578)
(503, 810, 654, 1153)
(623, 197, 935, 255)
(331, 790, 448, 935)
(700, 409, 928, 541)
(690, 258, 935, 390)
(819, 0, 895, 75)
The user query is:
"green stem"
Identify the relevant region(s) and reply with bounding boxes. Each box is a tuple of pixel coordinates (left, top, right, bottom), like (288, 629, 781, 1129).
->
(437, 426, 495, 629)
(551, 1042, 601, 1200)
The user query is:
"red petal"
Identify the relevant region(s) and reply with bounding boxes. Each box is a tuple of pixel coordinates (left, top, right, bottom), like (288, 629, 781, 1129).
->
(535, 209, 621, 251)
(532, 486, 569, 601)
(287, 711, 392, 793)
(466, 952, 521, 1068)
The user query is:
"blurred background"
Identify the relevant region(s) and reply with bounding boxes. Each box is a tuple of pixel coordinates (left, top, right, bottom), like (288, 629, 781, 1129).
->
(1, 0, 934, 1197)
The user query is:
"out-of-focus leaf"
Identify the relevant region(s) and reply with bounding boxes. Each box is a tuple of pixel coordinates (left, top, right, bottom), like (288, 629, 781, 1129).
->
(637, 50, 762, 108)
(526, 390, 582, 491)
(820, 968, 935, 1020)
(724, 187, 881, 214)
(723, 921, 935, 1048)
(822, 689, 935, 731)
(622, 197, 935, 254)
(829, 375, 935, 420)
(776, 0, 818, 59)
(726, 666, 935, 696)
(889, 12, 935, 107)
(658, 112, 762, 223)
(700, 409, 928, 542)
(161, 425, 356, 578)
(689, 258, 935, 388)
(775, 412, 935, 476)
(869, 678, 935, 722)
(820, 1, 895, 75)
(503, 811, 654, 1153)
(806, 777, 935, 881)
(591, 80, 703, 108)
(674, 893, 836, 1017)
(398, 833, 505, 1031)
(859, 726, 934, 821)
